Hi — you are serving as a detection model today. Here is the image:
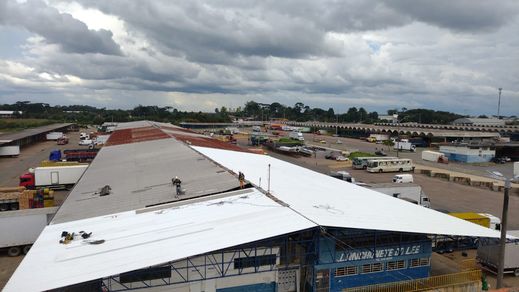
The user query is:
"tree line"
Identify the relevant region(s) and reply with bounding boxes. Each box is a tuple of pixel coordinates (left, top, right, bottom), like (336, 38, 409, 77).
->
(0, 100, 465, 125)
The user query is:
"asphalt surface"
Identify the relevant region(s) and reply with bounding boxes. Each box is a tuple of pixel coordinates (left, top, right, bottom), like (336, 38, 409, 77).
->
(302, 133, 516, 179)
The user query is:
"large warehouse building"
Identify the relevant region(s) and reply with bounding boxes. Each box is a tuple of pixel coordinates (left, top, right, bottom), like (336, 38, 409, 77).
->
(5, 121, 503, 292)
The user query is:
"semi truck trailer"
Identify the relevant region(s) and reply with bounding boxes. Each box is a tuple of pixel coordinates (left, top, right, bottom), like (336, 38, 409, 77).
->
(0, 145, 20, 157)
(19, 165, 88, 189)
(0, 207, 58, 256)
(422, 150, 447, 163)
(362, 183, 431, 208)
(478, 230, 519, 276)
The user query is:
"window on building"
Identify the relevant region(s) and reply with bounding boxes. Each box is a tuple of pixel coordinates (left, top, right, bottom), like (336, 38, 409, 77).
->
(386, 260, 406, 271)
(234, 254, 277, 270)
(120, 266, 171, 283)
(372, 263, 383, 272)
(335, 266, 357, 277)
(360, 263, 383, 274)
(410, 257, 430, 268)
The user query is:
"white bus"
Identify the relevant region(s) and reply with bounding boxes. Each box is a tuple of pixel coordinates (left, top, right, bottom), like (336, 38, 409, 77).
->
(352, 156, 397, 169)
(366, 158, 415, 173)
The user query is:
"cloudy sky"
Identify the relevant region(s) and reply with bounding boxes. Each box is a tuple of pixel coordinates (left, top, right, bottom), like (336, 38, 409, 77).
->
(0, 0, 518, 115)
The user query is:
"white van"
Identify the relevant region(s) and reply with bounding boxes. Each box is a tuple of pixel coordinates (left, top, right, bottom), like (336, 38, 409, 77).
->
(393, 174, 413, 183)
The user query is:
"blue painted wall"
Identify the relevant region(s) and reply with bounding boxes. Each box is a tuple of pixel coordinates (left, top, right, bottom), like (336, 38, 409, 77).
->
(442, 152, 494, 163)
(216, 282, 276, 292)
(318, 238, 432, 290)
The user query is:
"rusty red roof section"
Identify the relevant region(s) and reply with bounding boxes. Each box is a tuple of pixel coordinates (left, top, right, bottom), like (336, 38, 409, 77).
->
(105, 121, 253, 153)
(170, 133, 252, 153)
(105, 126, 170, 146)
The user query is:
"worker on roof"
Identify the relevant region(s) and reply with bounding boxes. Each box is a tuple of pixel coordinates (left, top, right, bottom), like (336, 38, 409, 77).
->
(238, 171, 245, 189)
(172, 176, 182, 195)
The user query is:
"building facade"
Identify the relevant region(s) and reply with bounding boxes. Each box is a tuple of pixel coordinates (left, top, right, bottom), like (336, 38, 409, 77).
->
(439, 144, 495, 163)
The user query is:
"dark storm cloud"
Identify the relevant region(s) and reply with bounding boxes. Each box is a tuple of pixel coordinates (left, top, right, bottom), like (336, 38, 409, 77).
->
(0, 0, 121, 55)
(387, 0, 519, 32)
(0, 0, 518, 114)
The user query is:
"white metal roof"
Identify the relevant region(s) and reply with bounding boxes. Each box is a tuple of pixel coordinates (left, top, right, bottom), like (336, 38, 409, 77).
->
(4, 188, 315, 292)
(193, 146, 503, 238)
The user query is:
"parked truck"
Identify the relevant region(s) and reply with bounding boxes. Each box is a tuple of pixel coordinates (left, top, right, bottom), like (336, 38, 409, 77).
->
(0, 207, 58, 256)
(363, 183, 431, 208)
(46, 132, 63, 140)
(449, 212, 501, 230)
(422, 150, 447, 163)
(19, 165, 88, 189)
(0, 145, 20, 157)
(478, 230, 519, 276)
(368, 134, 389, 143)
(288, 131, 304, 141)
(394, 141, 416, 152)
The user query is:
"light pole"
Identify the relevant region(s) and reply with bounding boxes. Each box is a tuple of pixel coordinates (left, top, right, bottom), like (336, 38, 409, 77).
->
(497, 88, 503, 119)
(488, 171, 518, 288)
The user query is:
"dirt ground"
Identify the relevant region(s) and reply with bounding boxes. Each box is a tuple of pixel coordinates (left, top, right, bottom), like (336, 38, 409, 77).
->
(0, 128, 89, 290)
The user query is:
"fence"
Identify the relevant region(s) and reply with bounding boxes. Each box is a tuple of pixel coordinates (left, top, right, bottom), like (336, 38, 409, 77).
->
(343, 270, 482, 292)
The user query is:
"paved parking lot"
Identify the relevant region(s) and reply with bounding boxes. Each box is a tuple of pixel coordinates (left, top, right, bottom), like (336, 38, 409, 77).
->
(303, 133, 516, 178)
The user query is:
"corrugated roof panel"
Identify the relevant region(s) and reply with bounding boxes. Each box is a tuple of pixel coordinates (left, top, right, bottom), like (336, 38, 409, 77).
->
(105, 127, 171, 146)
(173, 134, 252, 152)
(4, 189, 316, 292)
(0, 123, 73, 145)
(194, 146, 503, 239)
(52, 138, 241, 224)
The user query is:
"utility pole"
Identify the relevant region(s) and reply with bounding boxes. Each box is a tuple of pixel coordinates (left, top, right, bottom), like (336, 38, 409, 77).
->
(497, 88, 503, 119)
(497, 178, 511, 288)
(488, 170, 518, 289)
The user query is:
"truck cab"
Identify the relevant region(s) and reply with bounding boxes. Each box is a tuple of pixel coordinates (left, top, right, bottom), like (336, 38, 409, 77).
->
(19, 173, 35, 189)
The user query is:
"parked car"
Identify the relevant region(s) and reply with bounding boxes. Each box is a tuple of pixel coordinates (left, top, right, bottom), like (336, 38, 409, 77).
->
(375, 150, 387, 156)
(492, 157, 506, 164)
(336, 156, 349, 161)
(79, 139, 93, 146)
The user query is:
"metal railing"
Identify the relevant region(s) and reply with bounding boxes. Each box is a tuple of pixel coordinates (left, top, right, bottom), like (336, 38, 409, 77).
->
(343, 270, 482, 292)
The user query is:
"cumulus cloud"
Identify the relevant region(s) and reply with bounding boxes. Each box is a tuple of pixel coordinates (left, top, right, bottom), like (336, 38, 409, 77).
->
(0, 0, 121, 55)
(0, 0, 518, 114)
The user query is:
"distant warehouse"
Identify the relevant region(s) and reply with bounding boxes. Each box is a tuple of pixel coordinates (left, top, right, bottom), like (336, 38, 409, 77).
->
(452, 118, 506, 127)
(439, 143, 495, 163)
